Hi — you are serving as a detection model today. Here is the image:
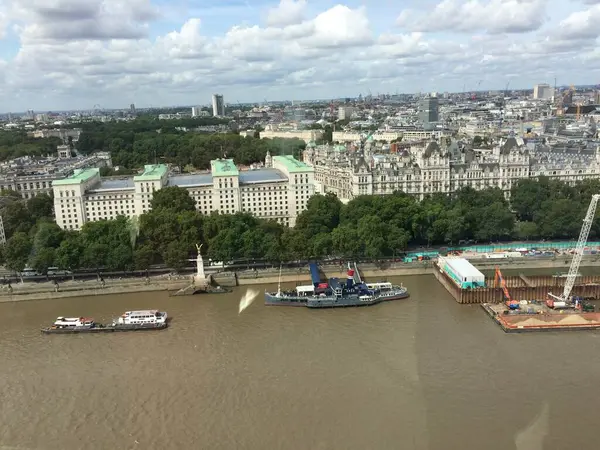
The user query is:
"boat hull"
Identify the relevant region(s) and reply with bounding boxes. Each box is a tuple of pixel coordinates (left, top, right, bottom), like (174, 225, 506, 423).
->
(307, 291, 409, 308)
(41, 323, 168, 334)
(265, 293, 308, 306)
(265, 290, 409, 308)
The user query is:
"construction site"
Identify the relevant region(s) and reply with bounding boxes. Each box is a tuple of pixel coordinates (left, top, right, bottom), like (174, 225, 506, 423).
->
(434, 194, 600, 333)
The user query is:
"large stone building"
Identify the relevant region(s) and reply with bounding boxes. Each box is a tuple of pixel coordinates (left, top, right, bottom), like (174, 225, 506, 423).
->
(305, 138, 600, 202)
(260, 129, 323, 143)
(52, 154, 314, 230)
(0, 152, 111, 199)
(332, 129, 450, 143)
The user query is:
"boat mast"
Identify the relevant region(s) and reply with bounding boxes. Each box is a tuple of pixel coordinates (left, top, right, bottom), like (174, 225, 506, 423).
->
(277, 264, 282, 297)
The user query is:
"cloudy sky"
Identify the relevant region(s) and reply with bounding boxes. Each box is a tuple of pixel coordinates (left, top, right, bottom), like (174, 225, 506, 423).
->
(0, 0, 599, 111)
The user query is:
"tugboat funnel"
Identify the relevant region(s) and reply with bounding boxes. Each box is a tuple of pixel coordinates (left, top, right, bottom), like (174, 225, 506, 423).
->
(347, 269, 354, 289)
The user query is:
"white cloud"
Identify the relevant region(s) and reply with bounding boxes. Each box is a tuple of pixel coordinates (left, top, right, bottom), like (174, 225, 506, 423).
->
(397, 0, 547, 34)
(11, 0, 158, 42)
(557, 4, 600, 39)
(0, 0, 599, 110)
(266, 0, 306, 27)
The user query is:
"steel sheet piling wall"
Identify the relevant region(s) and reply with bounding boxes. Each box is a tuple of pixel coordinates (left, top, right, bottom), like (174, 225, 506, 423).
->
(434, 263, 600, 304)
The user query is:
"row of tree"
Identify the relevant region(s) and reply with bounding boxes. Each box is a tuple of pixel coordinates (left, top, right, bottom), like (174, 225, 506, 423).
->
(0, 130, 63, 161)
(1, 176, 598, 273)
(0, 119, 307, 171)
(75, 119, 306, 170)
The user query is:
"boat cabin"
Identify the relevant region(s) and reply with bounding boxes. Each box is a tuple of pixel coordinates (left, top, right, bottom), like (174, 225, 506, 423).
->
(295, 285, 315, 296)
(328, 278, 343, 297)
(366, 282, 393, 291)
(118, 310, 167, 325)
(53, 317, 95, 328)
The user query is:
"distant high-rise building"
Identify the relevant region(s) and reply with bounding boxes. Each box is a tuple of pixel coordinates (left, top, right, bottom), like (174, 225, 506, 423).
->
(419, 96, 439, 128)
(595, 90, 600, 105)
(130, 103, 136, 114)
(338, 106, 354, 121)
(191, 106, 200, 117)
(533, 84, 553, 100)
(212, 94, 225, 117)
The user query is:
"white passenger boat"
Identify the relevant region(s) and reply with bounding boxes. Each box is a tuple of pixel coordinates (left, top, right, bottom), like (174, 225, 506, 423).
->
(116, 310, 168, 326)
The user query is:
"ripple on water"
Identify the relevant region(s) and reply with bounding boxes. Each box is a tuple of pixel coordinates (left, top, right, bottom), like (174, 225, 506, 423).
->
(1, 280, 600, 449)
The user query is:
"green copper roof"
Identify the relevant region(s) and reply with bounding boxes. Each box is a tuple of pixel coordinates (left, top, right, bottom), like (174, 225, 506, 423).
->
(211, 159, 239, 177)
(52, 168, 99, 186)
(133, 164, 168, 181)
(272, 155, 314, 173)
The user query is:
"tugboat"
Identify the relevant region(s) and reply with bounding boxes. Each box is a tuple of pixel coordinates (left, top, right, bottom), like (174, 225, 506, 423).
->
(265, 263, 409, 308)
(41, 310, 168, 334)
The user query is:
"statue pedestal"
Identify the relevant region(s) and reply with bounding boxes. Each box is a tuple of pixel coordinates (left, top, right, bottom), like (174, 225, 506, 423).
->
(194, 245, 208, 287)
(194, 274, 209, 287)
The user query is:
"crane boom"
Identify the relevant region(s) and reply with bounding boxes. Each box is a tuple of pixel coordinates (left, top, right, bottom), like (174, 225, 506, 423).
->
(495, 267, 519, 309)
(556, 194, 600, 301)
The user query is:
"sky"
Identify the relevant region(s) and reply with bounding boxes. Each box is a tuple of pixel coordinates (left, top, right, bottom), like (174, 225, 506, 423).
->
(1, 0, 600, 111)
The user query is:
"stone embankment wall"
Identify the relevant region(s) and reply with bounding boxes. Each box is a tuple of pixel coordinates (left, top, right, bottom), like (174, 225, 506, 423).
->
(2, 255, 600, 303)
(0, 278, 189, 303)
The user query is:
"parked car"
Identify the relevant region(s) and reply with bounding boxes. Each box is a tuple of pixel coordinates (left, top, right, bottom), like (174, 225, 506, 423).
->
(47, 267, 73, 276)
(20, 268, 41, 278)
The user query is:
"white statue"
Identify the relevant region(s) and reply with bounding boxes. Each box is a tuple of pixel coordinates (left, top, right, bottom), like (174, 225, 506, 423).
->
(195, 243, 205, 280)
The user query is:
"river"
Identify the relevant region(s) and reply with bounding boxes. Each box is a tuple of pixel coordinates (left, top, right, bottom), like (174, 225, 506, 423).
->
(0, 274, 598, 450)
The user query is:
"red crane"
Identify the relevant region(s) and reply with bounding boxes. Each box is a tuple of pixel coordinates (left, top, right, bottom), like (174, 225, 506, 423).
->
(494, 267, 519, 310)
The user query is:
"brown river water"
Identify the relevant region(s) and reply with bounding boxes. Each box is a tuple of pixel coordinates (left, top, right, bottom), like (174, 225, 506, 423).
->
(1, 274, 599, 450)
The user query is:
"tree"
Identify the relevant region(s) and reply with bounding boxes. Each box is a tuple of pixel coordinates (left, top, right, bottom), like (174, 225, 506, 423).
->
(108, 244, 134, 271)
(27, 194, 54, 221)
(332, 225, 362, 259)
(164, 241, 190, 271)
(1, 201, 34, 238)
(475, 202, 515, 241)
(32, 221, 65, 250)
(516, 221, 538, 240)
(4, 232, 32, 273)
(134, 244, 156, 270)
(55, 237, 82, 270)
(311, 233, 333, 259)
(295, 193, 342, 238)
(150, 186, 196, 212)
(78, 217, 133, 269)
(357, 215, 387, 258)
(536, 199, 581, 239)
(511, 178, 552, 222)
(30, 248, 56, 274)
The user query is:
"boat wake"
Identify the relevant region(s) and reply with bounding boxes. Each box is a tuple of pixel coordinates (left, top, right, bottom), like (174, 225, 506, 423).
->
(239, 288, 259, 314)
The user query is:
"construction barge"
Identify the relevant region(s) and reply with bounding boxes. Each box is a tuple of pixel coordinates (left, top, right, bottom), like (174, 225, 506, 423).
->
(434, 195, 600, 333)
(434, 256, 600, 333)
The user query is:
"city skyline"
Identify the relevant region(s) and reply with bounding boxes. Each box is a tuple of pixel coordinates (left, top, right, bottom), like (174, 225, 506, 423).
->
(0, 0, 600, 111)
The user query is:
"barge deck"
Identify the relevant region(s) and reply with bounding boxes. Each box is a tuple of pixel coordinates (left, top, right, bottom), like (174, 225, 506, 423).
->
(481, 303, 600, 333)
